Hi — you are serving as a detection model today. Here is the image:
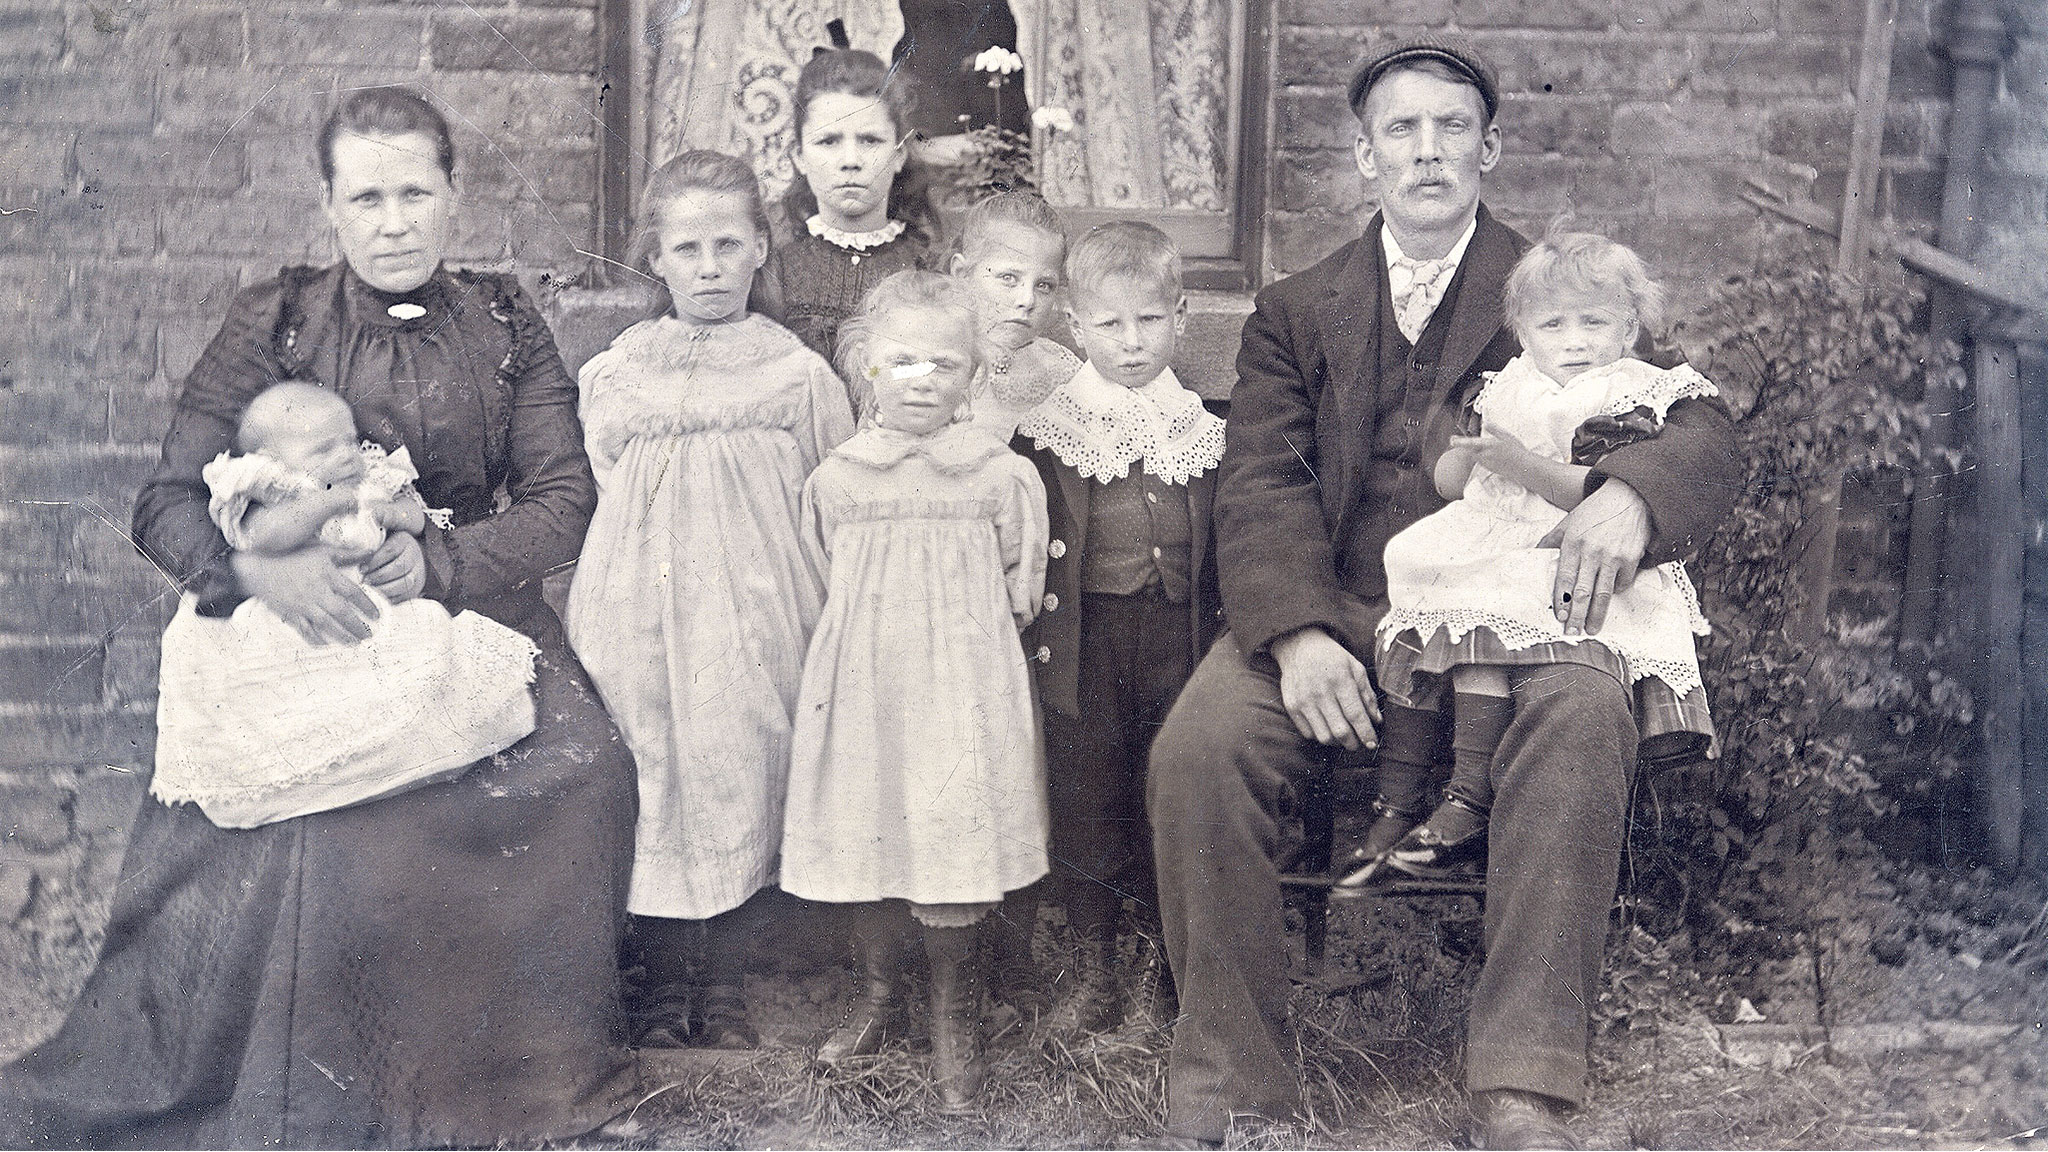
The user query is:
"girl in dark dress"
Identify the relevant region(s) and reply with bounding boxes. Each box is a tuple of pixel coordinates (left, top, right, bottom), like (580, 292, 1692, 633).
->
(762, 47, 934, 369)
(0, 86, 641, 1149)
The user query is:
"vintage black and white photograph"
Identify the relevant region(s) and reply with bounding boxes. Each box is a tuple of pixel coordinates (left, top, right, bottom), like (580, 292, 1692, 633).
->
(0, 0, 2044, 1147)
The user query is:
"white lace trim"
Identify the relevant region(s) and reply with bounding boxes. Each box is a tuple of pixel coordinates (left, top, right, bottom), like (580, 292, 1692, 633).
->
(807, 214, 907, 251)
(1594, 361, 1719, 421)
(1375, 560, 1711, 696)
(1017, 365, 1225, 485)
(1473, 357, 1720, 426)
(204, 442, 423, 553)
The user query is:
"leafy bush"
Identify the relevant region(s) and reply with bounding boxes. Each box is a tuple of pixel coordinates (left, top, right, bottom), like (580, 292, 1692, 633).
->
(1634, 233, 1975, 946)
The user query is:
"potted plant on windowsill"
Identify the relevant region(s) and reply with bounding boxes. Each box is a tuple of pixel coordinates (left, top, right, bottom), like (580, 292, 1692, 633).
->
(917, 47, 1071, 232)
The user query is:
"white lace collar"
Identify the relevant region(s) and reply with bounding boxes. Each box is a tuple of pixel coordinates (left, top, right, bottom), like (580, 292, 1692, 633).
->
(807, 215, 907, 251)
(1478, 355, 1720, 423)
(1017, 364, 1225, 485)
(831, 423, 1010, 474)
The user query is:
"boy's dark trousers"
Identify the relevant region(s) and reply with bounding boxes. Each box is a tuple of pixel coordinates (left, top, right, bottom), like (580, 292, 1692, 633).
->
(1044, 590, 1195, 933)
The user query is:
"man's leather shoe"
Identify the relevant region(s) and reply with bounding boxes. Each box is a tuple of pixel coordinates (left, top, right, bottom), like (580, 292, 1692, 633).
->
(1469, 1088, 1579, 1150)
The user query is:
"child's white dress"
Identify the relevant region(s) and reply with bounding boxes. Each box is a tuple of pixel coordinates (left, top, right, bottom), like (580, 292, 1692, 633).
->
(1378, 356, 1717, 709)
(152, 444, 540, 829)
(780, 423, 1051, 905)
(565, 314, 855, 920)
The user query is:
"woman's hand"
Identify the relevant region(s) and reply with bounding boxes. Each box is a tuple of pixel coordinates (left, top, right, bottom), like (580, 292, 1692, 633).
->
(361, 531, 426, 605)
(232, 548, 380, 645)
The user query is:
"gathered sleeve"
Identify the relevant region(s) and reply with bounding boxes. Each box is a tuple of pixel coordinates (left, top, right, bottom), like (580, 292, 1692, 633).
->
(797, 464, 840, 595)
(423, 278, 598, 607)
(574, 345, 631, 492)
(801, 355, 859, 471)
(992, 454, 1050, 630)
(1214, 282, 1359, 654)
(132, 281, 293, 617)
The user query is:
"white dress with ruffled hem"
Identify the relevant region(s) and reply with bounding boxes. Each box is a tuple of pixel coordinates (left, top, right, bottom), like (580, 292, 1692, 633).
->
(152, 444, 540, 829)
(1378, 355, 1717, 697)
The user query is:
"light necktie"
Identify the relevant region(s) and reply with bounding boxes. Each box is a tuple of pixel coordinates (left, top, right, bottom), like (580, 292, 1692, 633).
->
(1389, 256, 1456, 344)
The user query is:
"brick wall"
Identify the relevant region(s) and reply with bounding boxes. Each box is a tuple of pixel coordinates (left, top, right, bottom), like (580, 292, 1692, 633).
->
(1262, 0, 1957, 307)
(0, 0, 604, 1020)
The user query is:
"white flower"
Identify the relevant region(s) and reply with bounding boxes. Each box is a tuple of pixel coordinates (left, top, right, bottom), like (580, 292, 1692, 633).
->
(1031, 105, 1075, 133)
(973, 46, 1025, 75)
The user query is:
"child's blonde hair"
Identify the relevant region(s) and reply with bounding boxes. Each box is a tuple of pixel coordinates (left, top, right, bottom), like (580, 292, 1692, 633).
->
(1065, 220, 1182, 304)
(954, 189, 1066, 265)
(1503, 230, 1666, 339)
(632, 150, 772, 319)
(835, 271, 983, 418)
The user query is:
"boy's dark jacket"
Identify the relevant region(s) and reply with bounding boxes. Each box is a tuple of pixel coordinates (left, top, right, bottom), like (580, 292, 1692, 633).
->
(1217, 205, 1741, 659)
(1012, 429, 1226, 719)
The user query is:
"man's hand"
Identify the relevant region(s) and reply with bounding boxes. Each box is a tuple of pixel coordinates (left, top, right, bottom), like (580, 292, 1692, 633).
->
(362, 531, 426, 605)
(1270, 626, 1380, 751)
(232, 548, 379, 645)
(1538, 478, 1651, 635)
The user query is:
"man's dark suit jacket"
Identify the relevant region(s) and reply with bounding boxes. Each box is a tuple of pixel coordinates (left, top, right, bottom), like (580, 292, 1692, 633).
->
(1216, 206, 1741, 660)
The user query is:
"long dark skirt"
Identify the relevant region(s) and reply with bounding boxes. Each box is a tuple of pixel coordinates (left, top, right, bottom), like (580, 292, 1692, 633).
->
(0, 604, 640, 1149)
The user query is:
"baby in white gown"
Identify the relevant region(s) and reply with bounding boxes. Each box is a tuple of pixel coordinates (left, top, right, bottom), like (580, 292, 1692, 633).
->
(152, 381, 540, 828)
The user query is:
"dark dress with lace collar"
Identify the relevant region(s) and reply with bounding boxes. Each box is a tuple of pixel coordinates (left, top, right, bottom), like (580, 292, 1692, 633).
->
(0, 264, 640, 1149)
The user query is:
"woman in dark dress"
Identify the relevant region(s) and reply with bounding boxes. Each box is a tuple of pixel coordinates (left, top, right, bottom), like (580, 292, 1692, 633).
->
(0, 87, 640, 1148)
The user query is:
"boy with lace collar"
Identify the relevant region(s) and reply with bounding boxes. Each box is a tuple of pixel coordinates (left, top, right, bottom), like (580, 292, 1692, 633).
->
(1014, 222, 1226, 1043)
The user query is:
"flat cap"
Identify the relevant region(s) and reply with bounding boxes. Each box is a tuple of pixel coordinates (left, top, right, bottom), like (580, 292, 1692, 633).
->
(1347, 35, 1500, 123)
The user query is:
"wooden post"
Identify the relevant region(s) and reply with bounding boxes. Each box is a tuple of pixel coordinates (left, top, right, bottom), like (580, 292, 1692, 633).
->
(2020, 338, 2048, 875)
(1974, 335, 2024, 872)
(1899, 0, 2009, 654)
(1837, 0, 1899, 276)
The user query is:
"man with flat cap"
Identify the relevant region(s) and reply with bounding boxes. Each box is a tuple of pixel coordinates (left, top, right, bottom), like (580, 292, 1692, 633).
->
(1142, 37, 1738, 1149)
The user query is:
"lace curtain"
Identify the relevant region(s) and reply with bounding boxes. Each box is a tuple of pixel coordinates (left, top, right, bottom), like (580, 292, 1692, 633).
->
(647, 1, 904, 202)
(647, 0, 1231, 214)
(1014, 0, 1231, 212)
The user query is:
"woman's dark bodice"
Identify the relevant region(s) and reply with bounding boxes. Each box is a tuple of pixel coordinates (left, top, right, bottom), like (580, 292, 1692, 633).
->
(133, 264, 598, 619)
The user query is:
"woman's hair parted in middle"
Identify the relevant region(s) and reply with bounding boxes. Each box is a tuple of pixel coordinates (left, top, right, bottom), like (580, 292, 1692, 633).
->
(633, 149, 773, 318)
(316, 86, 456, 187)
(833, 271, 982, 400)
(1502, 230, 1667, 337)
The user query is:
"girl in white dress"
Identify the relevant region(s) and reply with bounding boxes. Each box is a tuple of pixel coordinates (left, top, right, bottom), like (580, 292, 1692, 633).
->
(152, 381, 539, 829)
(565, 151, 855, 1048)
(1345, 232, 1717, 886)
(781, 271, 1049, 1113)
